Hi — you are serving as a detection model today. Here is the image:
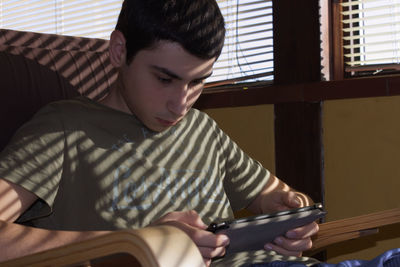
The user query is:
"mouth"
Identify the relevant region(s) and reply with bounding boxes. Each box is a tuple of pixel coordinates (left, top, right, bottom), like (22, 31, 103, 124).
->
(156, 117, 179, 127)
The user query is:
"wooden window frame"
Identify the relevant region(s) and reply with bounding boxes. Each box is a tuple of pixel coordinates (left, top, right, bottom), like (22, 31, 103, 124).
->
(196, 0, 400, 110)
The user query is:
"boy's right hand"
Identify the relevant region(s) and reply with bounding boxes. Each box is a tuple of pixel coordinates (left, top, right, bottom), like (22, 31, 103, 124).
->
(151, 210, 229, 266)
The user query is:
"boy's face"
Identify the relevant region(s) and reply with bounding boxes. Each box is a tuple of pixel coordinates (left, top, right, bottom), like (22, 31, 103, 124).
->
(117, 41, 215, 132)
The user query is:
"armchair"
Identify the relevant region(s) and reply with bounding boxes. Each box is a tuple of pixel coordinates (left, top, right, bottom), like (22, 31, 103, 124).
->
(1, 208, 399, 267)
(0, 29, 399, 266)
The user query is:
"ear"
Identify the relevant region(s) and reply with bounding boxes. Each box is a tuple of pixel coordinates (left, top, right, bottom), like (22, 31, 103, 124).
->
(109, 30, 127, 67)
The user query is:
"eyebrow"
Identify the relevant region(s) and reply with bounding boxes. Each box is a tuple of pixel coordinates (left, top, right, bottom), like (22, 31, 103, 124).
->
(150, 65, 213, 81)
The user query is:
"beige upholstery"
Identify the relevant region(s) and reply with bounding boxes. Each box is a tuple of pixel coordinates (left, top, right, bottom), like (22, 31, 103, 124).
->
(0, 28, 117, 151)
(1, 225, 206, 267)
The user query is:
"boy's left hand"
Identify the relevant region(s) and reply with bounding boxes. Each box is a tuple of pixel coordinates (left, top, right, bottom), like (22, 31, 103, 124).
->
(261, 190, 319, 256)
(264, 220, 319, 256)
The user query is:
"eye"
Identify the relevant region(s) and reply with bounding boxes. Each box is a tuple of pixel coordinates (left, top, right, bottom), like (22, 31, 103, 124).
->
(157, 76, 172, 84)
(189, 79, 204, 87)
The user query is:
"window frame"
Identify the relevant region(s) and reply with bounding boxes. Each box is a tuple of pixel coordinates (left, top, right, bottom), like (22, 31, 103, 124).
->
(330, 0, 400, 80)
(332, 0, 346, 80)
(198, 0, 400, 109)
(0, 0, 274, 93)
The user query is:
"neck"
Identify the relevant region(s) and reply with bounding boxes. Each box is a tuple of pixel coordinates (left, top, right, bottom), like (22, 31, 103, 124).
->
(100, 77, 132, 115)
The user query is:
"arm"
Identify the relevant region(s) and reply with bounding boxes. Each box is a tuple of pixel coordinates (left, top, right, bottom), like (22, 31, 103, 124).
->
(247, 175, 313, 214)
(0, 179, 109, 262)
(151, 210, 229, 267)
(246, 175, 319, 257)
(0, 179, 225, 266)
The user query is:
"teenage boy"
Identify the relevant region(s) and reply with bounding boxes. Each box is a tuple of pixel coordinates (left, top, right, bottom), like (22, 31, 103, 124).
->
(0, 0, 319, 266)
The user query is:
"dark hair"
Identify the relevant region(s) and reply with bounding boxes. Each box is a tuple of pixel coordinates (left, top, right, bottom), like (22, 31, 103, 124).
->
(115, 0, 225, 64)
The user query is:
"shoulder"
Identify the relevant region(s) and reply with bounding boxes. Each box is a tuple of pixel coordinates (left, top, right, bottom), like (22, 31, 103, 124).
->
(12, 97, 102, 137)
(33, 97, 116, 123)
(43, 96, 104, 113)
(187, 108, 218, 127)
(183, 108, 227, 140)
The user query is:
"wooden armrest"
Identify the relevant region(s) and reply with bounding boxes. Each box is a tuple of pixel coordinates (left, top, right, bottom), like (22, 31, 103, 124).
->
(311, 208, 400, 251)
(1, 225, 205, 267)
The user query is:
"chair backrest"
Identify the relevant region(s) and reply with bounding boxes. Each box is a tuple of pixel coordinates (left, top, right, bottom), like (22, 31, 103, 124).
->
(0, 29, 117, 151)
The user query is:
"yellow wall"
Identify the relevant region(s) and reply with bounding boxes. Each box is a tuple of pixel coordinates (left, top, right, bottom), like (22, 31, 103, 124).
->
(204, 105, 275, 173)
(204, 96, 400, 263)
(204, 104, 275, 219)
(323, 96, 400, 262)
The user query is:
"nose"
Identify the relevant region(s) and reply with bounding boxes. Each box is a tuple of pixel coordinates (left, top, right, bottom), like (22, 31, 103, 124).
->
(167, 86, 189, 117)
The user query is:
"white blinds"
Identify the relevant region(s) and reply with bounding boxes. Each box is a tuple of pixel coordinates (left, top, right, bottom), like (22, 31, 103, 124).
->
(209, 0, 274, 85)
(0, 0, 273, 86)
(341, 0, 400, 73)
(0, 0, 122, 39)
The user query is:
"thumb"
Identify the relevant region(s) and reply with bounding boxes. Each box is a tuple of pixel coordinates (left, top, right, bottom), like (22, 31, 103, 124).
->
(176, 210, 208, 229)
(283, 191, 302, 209)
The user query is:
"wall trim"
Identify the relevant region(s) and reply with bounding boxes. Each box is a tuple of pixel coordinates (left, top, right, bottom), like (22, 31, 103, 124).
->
(195, 74, 400, 109)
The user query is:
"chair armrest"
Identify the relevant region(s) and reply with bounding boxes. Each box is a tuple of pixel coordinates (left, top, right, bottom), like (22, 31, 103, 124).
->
(311, 208, 400, 251)
(1, 225, 205, 267)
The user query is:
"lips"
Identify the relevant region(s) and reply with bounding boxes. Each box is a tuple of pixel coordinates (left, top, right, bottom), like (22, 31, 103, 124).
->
(156, 117, 179, 127)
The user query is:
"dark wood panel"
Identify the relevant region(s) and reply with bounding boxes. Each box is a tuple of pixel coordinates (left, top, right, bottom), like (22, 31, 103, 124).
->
(274, 102, 324, 202)
(272, 0, 324, 203)
(272, 1, 321, 84)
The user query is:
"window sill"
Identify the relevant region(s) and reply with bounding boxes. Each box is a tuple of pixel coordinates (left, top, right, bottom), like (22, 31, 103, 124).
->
(195, 74, 400, 109)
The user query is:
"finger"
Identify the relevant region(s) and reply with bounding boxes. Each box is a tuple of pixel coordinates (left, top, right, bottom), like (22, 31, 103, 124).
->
(198, 245, 227, 259)
(192, 230, 230, 248)
(273, 235, 313, 252)
(204, 258, 211, 267)
(295, 192, 312, 206)
(166, 220, 229, 248)
(286, 221, 319, 239)
(155, 210, 207, 229)
(177, 210, 208, 229)
(264, 242, 303, 257)
(282, 191, 302, 209)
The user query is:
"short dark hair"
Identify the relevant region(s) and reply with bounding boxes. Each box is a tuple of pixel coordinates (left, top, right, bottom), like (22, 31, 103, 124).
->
(115, 0, 225, 64)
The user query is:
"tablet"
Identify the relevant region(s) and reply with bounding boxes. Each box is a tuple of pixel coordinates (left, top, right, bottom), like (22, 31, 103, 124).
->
(207, 203, 326, 255)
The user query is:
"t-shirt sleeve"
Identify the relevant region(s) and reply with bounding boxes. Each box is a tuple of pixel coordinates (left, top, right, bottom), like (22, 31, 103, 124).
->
(209, 117, 271, 211)
(0, 104, 65, 219)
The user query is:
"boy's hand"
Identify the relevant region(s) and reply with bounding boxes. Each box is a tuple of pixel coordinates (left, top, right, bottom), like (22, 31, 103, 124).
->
(151, 210, 229, 266)
(261, 190, 319, 257)
(264, 220, 319, 256)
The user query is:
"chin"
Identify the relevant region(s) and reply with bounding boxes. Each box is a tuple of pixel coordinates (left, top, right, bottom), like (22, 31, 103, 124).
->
(145, 124, 168, 133)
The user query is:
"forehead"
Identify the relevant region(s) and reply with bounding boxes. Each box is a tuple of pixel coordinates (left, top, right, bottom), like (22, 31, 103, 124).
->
(132, 41, 216, 79)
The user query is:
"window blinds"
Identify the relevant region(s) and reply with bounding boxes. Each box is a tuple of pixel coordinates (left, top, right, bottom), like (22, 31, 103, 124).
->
(0, 0, 122, 39)
(208, 0, 274, 86)
(0, 0, 273, 87)
(341, 0, 400, 74)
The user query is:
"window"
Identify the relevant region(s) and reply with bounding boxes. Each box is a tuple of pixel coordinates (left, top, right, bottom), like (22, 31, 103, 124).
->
(0, 0, 121, 39)
(337, 0, 400, 78)
(208, 0, 274, 88)
(0, 0, 273, 91)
